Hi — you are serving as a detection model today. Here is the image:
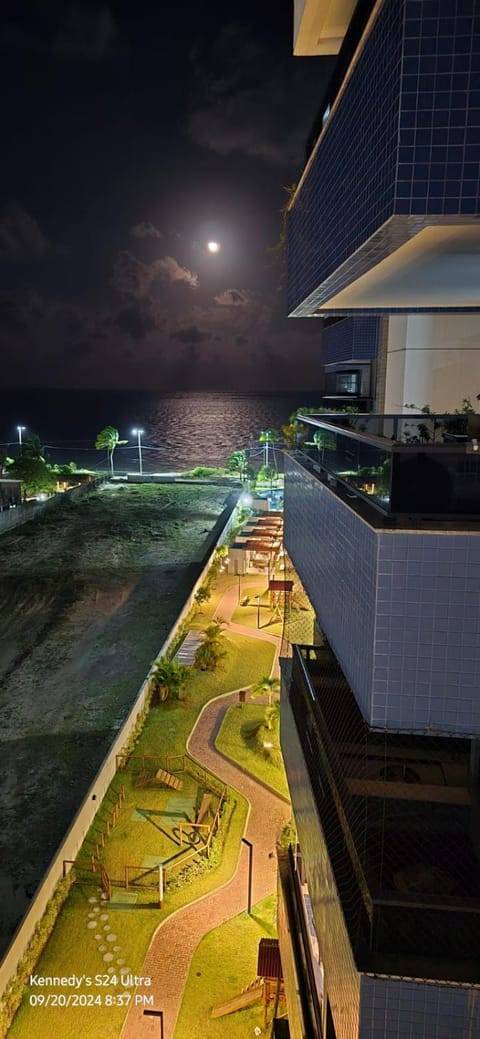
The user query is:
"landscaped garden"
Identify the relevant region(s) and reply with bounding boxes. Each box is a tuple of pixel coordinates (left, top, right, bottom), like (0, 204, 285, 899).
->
(4, 572, 277, 1039)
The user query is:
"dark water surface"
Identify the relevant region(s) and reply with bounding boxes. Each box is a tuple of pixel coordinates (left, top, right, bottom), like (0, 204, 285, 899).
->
(1, 389, 318, 472)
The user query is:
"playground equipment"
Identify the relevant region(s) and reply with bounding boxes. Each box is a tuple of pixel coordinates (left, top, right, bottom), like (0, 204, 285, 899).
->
(211, 938, 284, 1026)
(134, 767, 183, 790)
(211, 980, 265, 1018)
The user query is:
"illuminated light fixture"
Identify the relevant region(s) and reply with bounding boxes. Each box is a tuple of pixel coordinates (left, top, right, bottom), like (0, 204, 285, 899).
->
(207, 241, 220, 253)
(132, 428, 144, 475)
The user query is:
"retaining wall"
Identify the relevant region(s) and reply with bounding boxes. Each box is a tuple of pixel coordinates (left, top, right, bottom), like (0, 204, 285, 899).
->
(0, 489, 240, 997)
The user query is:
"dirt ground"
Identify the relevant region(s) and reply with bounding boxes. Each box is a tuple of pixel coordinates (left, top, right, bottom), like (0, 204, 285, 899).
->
(0, 481, 231, 954)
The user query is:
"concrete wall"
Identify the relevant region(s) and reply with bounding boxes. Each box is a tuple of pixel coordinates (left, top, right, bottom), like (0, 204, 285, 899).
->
(0, 478, 105, 536)
(0, 493, 240, 998)
(384, 314, 480, 413)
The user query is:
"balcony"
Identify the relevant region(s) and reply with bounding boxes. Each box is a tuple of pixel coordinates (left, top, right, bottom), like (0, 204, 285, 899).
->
(295, 413, 480, 523)
(284, 644, 480, 983)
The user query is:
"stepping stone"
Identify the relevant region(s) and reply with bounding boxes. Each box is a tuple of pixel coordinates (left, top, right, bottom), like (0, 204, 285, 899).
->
(119, 967, 131, 976)
(88, 913, 95, 919)
(106, 933, 117, 942)
(117, 959, 125, 966)
(107, 967, 116, 974)
(87, 921, 97, 929)
(100, 913, 109, 921)
(95, 934, 102, 941)
(88, 897, 97, 904)
(93, 907, 100, 913)
(99, 945, 106, 952)
(103, 953, 114, 963)
(113, 946, 120, 952)
(103, 925, 110, 932)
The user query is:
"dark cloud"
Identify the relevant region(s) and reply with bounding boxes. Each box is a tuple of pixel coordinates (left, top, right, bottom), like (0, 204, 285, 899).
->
(188, 24, 331, 166)
(170, 325, 210, 344)
(214, 288, 251, 307)
(111, 251, 199, 299)
(114, 305, 155, 340)
(131, 221, 163, 240)
(157, 256, 199, 289)
(0, 203, 54, 262)
(53, 4, 118, 61)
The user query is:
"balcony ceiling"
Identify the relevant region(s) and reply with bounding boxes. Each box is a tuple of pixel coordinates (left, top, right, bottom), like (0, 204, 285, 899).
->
(313, 225, 480, 312)
(293, 0, 358, 55)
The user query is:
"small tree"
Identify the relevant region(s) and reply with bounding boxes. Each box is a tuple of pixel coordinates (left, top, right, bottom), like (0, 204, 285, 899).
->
(194, 585, 211, 610)
(151, 658, 190, 702)
(95, 426, 128, 476)
(226, 449, 249, 482)
(264, 700, 280, 732)
(7, 456, 56, 498)
(251, 675, 280, 707)
(193, 619, 227, 672)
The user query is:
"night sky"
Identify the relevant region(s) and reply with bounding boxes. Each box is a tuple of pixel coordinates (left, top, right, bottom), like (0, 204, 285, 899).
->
(0, 1, 334, 391)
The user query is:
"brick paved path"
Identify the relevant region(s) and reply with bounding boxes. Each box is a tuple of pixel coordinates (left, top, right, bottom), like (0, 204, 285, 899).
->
(120, 580, 289, 1039)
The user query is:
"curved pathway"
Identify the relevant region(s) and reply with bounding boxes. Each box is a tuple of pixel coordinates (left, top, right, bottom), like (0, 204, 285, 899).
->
(120, 579, 289, 1039)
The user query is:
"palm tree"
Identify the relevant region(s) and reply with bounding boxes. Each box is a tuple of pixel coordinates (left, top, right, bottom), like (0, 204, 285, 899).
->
(264, 700, 280, 732)
(95, 426, 128, 476)
(226, 449, 249, 482)
(151, 657, 190, 701)
(250, 675, 280, 707)
(193, 618, 227, 672)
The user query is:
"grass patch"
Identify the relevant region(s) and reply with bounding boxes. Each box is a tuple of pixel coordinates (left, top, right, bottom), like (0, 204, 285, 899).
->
(215, 704, 289, 801)
(174, 895, 279, 1039)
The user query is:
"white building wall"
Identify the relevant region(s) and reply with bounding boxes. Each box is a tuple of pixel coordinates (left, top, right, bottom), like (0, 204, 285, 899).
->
(384, 315, 480, 413)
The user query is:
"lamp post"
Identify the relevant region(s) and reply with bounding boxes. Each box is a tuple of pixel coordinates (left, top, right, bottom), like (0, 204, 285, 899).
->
(255, 595, 261, 629)
(132, 428, 144, 475)
(17, 425, 26, 448)
(241, 838, 253, 914)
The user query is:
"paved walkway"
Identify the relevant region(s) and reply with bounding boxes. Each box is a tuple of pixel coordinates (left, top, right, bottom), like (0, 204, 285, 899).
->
(120, 579, 289, 1039)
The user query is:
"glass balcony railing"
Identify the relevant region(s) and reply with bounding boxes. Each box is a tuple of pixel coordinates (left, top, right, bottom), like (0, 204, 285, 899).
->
(295, 414, 480, 517)
(286, 645, 480, 982)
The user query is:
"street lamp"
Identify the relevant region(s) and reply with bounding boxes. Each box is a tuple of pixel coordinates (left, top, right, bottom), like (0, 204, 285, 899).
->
(132, 428, 144, 475)
(17, 425, 26, 447)
(241, 838, 253, 914)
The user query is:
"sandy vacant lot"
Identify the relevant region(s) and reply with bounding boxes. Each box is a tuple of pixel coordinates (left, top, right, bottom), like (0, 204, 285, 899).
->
(0, 481, 232, 954)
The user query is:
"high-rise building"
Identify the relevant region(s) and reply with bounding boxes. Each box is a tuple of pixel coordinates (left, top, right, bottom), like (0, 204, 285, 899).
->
(277, 4, 480, 1038)
(288, 0, 480, 413)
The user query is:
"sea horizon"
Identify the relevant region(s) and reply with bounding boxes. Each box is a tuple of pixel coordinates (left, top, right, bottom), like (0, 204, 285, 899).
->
(0, 387, 320, 472)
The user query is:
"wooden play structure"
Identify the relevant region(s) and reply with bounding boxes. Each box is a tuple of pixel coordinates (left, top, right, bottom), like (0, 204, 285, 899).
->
(210, 938, 284, 1027)
(134, 766, 183, 790)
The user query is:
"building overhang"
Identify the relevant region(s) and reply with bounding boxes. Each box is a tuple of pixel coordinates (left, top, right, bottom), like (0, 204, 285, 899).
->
(289, 219, 480, 316)
(293, 0, 358, 55)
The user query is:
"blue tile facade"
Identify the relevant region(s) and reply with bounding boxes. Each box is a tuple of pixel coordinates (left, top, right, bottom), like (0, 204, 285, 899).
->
(287, 0, 480, 315)
(284, 455, 378, 721)
(322, 316, 380, 365)
(284, 455, 480, 735)
(359, 976, 480, 1039)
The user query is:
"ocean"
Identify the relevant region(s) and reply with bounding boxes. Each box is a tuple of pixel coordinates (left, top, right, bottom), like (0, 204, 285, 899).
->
(1, 388, 319, 472)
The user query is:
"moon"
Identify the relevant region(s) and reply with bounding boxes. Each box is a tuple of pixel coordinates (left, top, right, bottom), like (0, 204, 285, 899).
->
(207, 240, 220, 254)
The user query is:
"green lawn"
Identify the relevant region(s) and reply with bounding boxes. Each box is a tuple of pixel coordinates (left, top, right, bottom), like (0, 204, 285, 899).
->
(216, 704, 290, 801)
(230, 586, 283, 637)
(174, 895, 279, 1039)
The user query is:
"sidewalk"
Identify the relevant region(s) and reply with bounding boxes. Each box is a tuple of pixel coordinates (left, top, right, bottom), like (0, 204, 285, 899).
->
(120, 580, 289, 1039)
